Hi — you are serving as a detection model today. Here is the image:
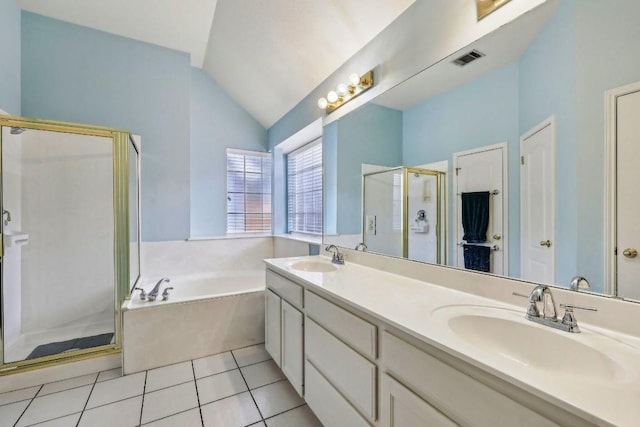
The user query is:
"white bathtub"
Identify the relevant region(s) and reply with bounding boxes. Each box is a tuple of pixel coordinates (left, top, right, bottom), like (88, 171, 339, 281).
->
(124, 270, 265, 309)
(122, 270, 266, 373)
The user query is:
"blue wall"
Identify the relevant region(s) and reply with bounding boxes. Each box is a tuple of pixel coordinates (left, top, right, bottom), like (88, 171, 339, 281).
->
(190, 68, 268, 237)
(21, 12, 266, 242)
(402, 62, 520, 273)
(519, 0, 577, 288)
(0, 0, 21, 114)
(336, 103, 403, 234)
(22, 12, 191, 241)
(574, 0, 640, 291)
(323, 121, 339, 234)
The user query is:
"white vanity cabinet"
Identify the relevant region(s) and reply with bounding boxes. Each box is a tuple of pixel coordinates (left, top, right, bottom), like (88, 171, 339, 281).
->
(264, 289, 281, 366)
(381, 374, 457, 427)
(264, 270, 304, 396)
(264, 263, 599, 427)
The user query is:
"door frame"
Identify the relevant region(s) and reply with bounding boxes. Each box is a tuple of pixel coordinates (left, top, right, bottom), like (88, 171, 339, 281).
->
(519, 116, 556, 284)
(452, 142, 508, 274)
(604, 81, 640, 296)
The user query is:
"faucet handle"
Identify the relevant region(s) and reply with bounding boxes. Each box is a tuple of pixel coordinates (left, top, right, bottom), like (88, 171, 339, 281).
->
(133, 287, 147, 300)
(512, 292, 541, 318)
(559, 303, 597, 312)
(559, 304, 597, 333)
(162, 287, 174, 301)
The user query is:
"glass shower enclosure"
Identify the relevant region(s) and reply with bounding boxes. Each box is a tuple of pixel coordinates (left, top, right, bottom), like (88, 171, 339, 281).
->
(362, 167, 447, 264)
(0, 115, 139, 373)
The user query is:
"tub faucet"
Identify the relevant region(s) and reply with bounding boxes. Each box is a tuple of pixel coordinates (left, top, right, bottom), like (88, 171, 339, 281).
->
(354, 242, 367, 251)
(148, 277, 170, 302)
(325, 245, 344, 265)
(2, 209, 11, 226)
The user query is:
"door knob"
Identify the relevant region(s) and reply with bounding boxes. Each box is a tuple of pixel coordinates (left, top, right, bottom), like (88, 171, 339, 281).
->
(493, 234, 501, 240)
(623, 248, 638, 258)
(539, 240, 552, 248)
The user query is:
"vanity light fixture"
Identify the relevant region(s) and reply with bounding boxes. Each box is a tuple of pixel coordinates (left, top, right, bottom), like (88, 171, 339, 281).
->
(476, 0, 513, 20)
(317, 70, 374, 113)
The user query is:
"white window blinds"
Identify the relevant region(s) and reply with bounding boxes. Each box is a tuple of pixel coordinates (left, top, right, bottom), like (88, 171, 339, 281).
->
(287, 139, 323, 234)
(226, 149, 272, 233)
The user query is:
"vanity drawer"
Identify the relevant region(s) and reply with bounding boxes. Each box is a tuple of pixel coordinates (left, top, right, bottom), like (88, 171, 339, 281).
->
(305, 360, 370, 427)
(305, 290, 377, 359)
(305, 318, 376, 422)
(266, 269, 303, 308)
(382, 331, 559, 427)
(381, 373, 457, 427)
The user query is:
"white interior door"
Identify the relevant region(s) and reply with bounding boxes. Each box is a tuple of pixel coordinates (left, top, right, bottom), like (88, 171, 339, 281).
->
(520, 117, 555, 285)
(616, 88, 640, 299)
(453, 143, 506, 275)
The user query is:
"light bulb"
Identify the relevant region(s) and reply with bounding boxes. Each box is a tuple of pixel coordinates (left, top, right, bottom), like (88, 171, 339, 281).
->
(327, 91, 338, 103)
(349, 73, 361, 86)
(317, 97, 328, 109)
(336, 83, 348, 96)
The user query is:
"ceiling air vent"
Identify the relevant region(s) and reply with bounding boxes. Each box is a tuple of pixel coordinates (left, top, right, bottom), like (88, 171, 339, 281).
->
(452, 49, 485, 67)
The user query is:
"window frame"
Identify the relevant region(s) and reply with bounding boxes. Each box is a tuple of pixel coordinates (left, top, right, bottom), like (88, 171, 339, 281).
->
(286, 138, 323, 235)
(226, 148, 272, 235)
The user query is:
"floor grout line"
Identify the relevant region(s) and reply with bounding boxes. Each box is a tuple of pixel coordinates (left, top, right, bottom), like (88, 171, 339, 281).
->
(190, 360, 205, 427)
(248, 378, 288, 392)
(139, 405, 200, 426)
(138, 371, 148, 426)
(261, 402, 307, 422)
(1, 344, 316, 427)
(13, 384, 42, 427)
(230, 352, 265, 422)
(75, 373, 100, 427)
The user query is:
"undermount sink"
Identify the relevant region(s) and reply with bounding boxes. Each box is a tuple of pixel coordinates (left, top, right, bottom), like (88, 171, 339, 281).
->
(289, 260, 338, 273)
(435, 305, 626, 382)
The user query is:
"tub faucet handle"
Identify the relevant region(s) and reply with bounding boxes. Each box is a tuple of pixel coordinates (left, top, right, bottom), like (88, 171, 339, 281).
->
(134, 287, 147, 300)
(162, 287, 174, 301)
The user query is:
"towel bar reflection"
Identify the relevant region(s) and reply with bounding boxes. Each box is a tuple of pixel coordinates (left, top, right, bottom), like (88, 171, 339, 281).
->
(457, 190, 499, 196)
(457, 242, 499, 251)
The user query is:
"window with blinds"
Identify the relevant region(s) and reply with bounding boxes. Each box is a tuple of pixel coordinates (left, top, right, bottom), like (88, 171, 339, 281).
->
(287, 139, 323, 234)
(226, 149, 272, 233)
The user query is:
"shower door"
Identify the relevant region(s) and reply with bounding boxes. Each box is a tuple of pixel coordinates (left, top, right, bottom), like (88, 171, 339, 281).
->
(0, 117, 132, 369)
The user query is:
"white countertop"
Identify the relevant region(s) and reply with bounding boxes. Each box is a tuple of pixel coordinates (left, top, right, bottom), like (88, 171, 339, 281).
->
(264, 255, 640, 427)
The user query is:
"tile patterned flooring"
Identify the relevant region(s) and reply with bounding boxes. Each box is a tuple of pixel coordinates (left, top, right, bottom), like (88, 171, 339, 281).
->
(0, 344, 323, 426)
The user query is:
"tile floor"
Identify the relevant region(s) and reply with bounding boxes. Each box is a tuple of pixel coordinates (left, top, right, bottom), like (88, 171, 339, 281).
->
(0, 344, 323, 427)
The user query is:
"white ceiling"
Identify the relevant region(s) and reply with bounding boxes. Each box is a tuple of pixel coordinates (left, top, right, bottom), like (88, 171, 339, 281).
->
(373, 0, 557, 111)
(18, 0, 218, 67)
(17, 0, 415, 128)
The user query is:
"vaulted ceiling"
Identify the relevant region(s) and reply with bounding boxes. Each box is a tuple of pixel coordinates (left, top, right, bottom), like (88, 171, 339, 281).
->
(17, 0, 415, 128)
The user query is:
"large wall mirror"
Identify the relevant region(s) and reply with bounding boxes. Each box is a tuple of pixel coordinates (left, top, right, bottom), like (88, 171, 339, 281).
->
(323, 0, 640, 301)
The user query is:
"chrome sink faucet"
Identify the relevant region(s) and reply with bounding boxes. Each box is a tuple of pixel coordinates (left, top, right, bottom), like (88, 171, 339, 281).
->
(325, 245, 344, 265)
(513, 284, 597, 333)
(148, 277, 170, 302)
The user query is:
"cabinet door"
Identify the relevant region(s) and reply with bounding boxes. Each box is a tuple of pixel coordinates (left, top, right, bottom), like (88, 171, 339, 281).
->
(265, 289, 281, 366)
(381, 374, 456, 427)
(281, 299, 304, 396)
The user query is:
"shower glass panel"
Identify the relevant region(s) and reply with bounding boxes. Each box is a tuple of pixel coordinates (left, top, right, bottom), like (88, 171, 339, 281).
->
(363, 169, 404, 258)
(0, 122, 126, 367)
(129, 136, 141, 291)
(363, 167, 446, 263)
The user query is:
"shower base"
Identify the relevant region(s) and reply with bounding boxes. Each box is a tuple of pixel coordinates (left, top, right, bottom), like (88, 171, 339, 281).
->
(4, 320, 114, 363)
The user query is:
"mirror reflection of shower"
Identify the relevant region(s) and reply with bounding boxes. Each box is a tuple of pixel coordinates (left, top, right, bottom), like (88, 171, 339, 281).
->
(362, 166, 446, 264)
(1, 125, 116, 364)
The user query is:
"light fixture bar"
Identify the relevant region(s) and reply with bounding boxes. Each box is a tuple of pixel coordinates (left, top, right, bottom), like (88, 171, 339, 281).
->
(317, 70, 374, 114)
(476, 0, 512, 20)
